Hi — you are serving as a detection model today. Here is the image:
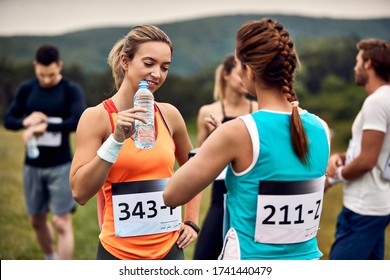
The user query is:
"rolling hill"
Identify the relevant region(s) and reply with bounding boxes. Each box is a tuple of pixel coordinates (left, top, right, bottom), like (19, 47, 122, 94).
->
(1, 14, 389, 76)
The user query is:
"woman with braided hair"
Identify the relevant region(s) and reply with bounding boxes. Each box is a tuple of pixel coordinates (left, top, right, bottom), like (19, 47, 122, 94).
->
(163, 18, 331, 260)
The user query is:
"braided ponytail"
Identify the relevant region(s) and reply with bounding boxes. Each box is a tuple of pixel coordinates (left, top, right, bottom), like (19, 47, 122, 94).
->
(236, 18, 309, 164)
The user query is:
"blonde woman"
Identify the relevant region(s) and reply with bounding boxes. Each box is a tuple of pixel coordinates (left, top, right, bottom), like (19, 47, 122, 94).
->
(70, 24, 201, 260)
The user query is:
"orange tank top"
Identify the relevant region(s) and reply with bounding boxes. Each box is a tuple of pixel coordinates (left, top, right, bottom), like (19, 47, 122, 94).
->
(99, 99, 180, 259)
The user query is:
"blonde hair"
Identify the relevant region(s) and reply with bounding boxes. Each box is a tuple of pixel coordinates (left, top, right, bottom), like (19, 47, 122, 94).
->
(107, 24, 173, 90)
(213, 54, 236, 101)
(213, 64, 224, 100)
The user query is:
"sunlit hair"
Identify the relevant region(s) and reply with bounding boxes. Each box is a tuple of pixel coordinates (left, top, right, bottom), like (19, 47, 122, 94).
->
(107, 24, 173, 90)
(357, 38, 390, 83)
(236, 18, 309, 164)
(213, 54, 236, 101)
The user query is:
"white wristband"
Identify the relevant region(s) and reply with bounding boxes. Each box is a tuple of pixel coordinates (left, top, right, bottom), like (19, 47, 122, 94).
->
(97, 134, 124, 163)
(336, 166, 348, 182)
(327, 176, 343, 185)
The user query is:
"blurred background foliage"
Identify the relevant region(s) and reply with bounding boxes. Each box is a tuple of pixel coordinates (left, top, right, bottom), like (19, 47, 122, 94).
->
(1, 15, 389, 151)
(1, 14, 390, 260)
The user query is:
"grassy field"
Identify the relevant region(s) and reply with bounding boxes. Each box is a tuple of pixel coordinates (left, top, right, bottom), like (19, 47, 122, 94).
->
(0, 125, 389, 260)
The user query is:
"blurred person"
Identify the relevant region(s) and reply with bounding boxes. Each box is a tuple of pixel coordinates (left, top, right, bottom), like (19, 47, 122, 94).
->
(194, 54, 257, 259)
(163, 18, 331, 260)
(4, 44, 86, 260)
(69, 24, 201, 260)
(326, 38, 390, 260)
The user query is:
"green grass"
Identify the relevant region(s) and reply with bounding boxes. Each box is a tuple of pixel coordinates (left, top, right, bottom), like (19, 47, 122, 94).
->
(0, 125, 388, 260)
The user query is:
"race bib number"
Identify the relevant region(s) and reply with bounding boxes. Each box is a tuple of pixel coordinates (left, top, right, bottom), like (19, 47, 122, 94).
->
(255, 176, 325, 244)
(112, 179, 181, 237)
(37, 117, 63, 147)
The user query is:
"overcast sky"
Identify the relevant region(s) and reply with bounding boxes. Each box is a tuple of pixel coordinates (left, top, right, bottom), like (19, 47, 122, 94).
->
(0, 0, 389, 36)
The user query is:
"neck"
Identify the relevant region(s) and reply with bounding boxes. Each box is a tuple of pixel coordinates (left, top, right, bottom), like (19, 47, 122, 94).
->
(112, 82, 137, 111)
(256, 86, 291, 112)
(224, 89, 248, 105)
(364, 79, 387, 95)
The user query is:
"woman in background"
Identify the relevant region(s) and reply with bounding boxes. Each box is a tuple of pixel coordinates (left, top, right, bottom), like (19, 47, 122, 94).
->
(194, 54, 257, 259)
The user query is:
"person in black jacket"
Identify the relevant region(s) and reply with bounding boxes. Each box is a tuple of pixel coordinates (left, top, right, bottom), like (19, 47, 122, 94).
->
(4, 44, 86, 260)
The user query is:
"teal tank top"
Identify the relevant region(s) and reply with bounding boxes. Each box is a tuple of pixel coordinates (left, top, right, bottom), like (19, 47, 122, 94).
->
(225, 110, 330, 260)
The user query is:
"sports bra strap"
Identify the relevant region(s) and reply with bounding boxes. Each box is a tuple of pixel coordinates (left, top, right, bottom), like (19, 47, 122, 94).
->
(102, 99, 117, 132)
(103, 99, 118, 113)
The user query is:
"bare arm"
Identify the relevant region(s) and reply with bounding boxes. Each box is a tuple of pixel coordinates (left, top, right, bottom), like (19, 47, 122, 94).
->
(164, 118, 251, 207)
(69, 105, 147, 205)
(159, 103, 202, 248)
(69, 106, 113, 205)
(342, 130, 385, 180)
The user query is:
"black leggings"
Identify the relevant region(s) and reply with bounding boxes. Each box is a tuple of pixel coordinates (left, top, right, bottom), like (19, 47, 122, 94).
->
(96, 241, 184, 260)
(194, 180, 226, 260)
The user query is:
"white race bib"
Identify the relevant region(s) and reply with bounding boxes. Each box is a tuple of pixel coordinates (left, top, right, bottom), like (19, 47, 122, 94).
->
(112, 179, 181, 237)
(255, 176, 325, 244)
(37, 117, 63, 147)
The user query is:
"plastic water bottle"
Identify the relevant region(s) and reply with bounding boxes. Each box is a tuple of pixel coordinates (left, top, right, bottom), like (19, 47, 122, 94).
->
(134, 80, 155, 149)
(27, 136, 40, 159)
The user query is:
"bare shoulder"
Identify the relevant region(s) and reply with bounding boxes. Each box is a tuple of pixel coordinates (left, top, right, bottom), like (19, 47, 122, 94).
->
(77, 103, 111, 137)
(80, 103, 106, 123)
(156, 102, 190, 140)
(217, 117, 252, 171)
(198, 101, 223, 121)
(199, 101, 221, 114)
(223, 117, 248, 136)
(156, 102, 181, 118)
(209, 117, 248, 146)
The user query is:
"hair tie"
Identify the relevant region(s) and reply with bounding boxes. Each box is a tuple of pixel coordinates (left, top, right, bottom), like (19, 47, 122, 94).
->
(291, 101, 299, 108)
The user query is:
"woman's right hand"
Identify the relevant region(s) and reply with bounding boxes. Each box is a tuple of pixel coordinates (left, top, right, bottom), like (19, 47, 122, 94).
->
(205, 113, 222, 131)
(113, 107, 148, 142)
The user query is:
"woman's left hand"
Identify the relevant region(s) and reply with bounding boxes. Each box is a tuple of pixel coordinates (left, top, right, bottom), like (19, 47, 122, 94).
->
(205, 113, 222, 131)
(176, 223, 198, 249)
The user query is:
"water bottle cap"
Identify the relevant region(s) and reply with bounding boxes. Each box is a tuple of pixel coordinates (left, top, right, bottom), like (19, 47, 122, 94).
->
(138, 80, 148, 89)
